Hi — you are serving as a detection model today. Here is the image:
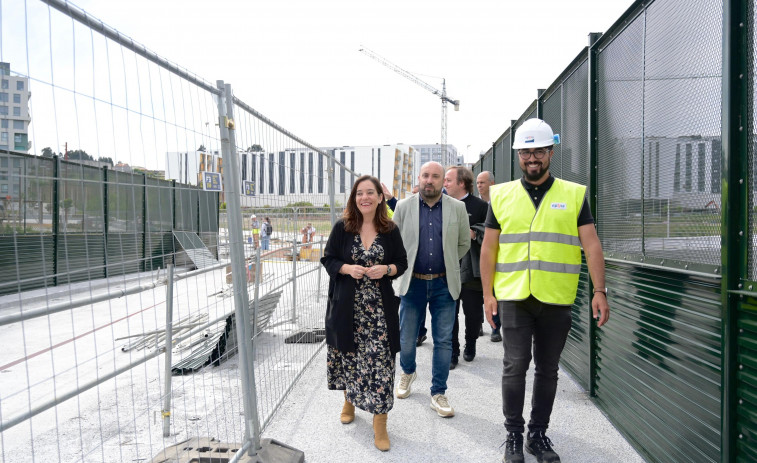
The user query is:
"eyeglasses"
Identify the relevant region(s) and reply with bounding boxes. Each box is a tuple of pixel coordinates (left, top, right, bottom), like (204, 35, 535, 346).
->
(518, 148, 550, 159)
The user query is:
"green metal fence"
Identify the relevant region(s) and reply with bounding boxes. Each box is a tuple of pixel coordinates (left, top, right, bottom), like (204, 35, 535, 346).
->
(472, 0, 755, 461)
(0, 151, 219, 295)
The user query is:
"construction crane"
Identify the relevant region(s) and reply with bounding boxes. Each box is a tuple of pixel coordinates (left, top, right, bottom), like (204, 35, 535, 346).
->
(359, 46, 460, 160)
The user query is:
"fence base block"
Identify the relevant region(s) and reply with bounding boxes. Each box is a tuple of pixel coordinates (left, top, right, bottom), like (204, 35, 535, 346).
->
(149, 437, 304, 463)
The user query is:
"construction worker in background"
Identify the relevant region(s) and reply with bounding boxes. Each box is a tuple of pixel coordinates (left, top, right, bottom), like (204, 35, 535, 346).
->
(476, 170, 502, 342)
(481, 118, 609, 463)
(251, 214, 261, 249)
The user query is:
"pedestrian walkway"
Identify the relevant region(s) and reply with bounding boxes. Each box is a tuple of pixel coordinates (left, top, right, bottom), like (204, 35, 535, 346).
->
(264, 317, 645, 463)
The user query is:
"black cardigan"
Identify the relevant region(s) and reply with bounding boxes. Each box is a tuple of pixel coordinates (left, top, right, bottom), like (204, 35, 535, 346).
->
(320, 219, 408, 355)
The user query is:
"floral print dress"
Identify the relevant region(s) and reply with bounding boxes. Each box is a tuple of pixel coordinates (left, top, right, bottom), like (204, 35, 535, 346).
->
(327, 234, 395, 414)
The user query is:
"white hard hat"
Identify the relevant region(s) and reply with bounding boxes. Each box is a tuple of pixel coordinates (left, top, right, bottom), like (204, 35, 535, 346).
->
(251, 214, 257, 218)
(512, 118, 557, 149)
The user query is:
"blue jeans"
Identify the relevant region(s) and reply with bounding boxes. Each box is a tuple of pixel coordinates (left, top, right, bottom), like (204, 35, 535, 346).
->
(400, 276, 456, 396)
(261, 235, 270, 250)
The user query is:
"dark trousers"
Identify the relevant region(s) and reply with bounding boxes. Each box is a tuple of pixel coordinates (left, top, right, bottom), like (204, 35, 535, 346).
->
(452, 287, 484, 357)
(499, 296, 572, 433)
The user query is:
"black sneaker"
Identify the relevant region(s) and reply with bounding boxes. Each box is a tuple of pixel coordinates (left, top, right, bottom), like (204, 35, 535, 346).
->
(525, 430, 560, 462)
(490, 328, 502, 342)
(450, 356, 458, 370)
(463, 343, 476, 362)
(501, 431, 524, 463)
(416, 334, 427, 346)
(479, 325, 484, 337)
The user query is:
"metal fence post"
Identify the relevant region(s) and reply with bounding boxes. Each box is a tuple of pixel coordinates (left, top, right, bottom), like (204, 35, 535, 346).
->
(316, 235, 323, 301)
(291, 237, 298, 324)
(216, 80, 260, 456)
(102, 166, 109, 278)
(720, 0, 749, 460)
(510, 120, 517, 181)
(587, 31, 602, 397)
(52, 155, 59, 287)
(328, 149, 336, 226)
(162, 264, 175, 437)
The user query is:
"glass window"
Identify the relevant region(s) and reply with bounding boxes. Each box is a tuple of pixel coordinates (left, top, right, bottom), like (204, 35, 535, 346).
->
(1, 80, 7, 89)
(0, 145, 7, 151)
(13, 94, 20, 104)
(0, 157, 7, 167)
(0, 133, 6, 142)
(0, 93, 7, 103)
(12, 120, 23, 130)
(1, 185, 7, 193)
(13, 133, 27, 150)
(12, 107, 19, 116)
(0, 120, 6, 129)
(16, 81, 23, 91)
(12, 159, 20, 168)
(0, 106, 6, 115)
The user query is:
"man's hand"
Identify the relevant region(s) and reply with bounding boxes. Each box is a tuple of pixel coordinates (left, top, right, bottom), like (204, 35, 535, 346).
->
(592, 293, 610, 327)
(381, 182, 393, 201)
(484, 294, 498, 328)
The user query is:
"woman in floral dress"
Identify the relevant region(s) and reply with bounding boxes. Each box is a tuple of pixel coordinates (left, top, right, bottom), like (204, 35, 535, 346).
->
(321, 175, 407, 451)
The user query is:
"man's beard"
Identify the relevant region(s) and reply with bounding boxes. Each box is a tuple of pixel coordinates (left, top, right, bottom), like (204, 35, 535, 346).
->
(420, 183, 441, 200)
(521, 160, 549, 182)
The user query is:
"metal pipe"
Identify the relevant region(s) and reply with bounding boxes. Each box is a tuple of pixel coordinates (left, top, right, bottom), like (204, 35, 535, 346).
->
(316, 235, 323, 301)
(162, 264, 175, 437)
(0, 260, 228, 326)
(217, 81, 259, 456)
(291, 237, 298, 324)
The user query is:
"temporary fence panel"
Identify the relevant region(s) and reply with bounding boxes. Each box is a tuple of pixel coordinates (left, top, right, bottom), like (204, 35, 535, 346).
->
(0, 1, 354, 462)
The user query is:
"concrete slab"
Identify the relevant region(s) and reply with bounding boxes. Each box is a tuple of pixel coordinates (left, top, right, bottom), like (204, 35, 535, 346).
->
(263, 319, 645, 463)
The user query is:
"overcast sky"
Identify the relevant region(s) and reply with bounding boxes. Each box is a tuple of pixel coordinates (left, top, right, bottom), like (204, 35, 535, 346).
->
(6, 0, 635, 165)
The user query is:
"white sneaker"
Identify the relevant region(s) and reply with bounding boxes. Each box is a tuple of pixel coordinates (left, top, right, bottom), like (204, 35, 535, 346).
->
(430, 394, 455, 417)
(396, 372, 417, 399)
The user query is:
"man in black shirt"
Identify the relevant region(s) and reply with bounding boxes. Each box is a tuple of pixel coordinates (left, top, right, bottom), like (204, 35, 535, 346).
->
(443, 166, 489, 368)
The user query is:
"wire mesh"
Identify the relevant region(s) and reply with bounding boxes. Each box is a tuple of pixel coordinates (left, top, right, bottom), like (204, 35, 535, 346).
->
(641, 0, 722, 266)
(542, 86, 563, 179)
(494, 131, 511, 184)
(561, 60, 590, 188)
(596, 13, 645, 255)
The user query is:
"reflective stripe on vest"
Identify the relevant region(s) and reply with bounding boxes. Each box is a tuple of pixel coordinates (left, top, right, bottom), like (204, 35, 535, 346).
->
(489, 178, 586, 305)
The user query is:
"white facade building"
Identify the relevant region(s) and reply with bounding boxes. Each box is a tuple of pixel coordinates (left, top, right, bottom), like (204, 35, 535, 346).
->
(0, 62, 31, 154)
(413, 144, 461, 167)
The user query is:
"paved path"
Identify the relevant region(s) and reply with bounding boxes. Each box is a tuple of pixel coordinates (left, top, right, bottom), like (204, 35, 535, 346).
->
(264, 318, 645, 463)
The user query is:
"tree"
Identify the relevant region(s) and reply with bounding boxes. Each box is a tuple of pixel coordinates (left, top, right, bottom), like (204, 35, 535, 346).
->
(98, 156, 114, 166)
(41, 147, 55, 158)
(198, 145, 207, 152)
(247, 144, 263, 152)
(67, 149, 93, 161)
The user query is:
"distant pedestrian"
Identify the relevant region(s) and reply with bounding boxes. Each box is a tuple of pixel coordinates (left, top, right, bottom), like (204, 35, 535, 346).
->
(251, 214, 260, 249)
(261, 217, 272, 251)
(321, 175, 407, 451)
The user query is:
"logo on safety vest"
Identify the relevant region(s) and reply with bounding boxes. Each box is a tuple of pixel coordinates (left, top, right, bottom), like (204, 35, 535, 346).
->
(551, 202, 567, 210)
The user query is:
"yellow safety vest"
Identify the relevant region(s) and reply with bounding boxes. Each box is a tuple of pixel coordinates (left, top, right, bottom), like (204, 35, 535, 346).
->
(386, 204, 394, 219)
(490, 178, 586, 306)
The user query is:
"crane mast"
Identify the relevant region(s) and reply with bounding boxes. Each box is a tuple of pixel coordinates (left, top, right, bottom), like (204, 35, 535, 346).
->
(359, 47, 459, 161)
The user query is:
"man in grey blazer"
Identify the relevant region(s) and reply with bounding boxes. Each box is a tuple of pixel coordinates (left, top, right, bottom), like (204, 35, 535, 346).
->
(392, 162, 470, 418)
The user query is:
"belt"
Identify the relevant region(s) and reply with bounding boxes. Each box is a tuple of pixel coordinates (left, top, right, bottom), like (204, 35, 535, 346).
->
(412, 272, 446, 280)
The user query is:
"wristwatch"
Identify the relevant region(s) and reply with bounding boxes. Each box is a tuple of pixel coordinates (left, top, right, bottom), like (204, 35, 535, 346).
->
(593, 287, 608, 295)
(386, 265, 392, 276)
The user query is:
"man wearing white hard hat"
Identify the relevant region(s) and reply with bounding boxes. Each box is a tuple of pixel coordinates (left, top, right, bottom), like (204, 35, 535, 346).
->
(480, 118, 610, 463)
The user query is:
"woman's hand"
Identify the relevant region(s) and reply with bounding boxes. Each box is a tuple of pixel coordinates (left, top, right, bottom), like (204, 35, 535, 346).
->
(343, 264, 367, 280)
(365, 265, 389, 280)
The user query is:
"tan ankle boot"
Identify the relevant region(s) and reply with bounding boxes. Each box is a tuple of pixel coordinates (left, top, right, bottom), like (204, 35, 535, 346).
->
(373, 413, 390, 451)
(340, 391, 355, 424)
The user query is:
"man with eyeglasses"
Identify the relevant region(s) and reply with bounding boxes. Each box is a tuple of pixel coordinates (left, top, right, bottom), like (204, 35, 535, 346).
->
(480, 118, 610, 463)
